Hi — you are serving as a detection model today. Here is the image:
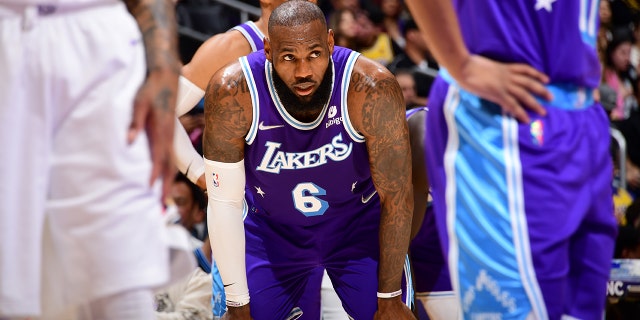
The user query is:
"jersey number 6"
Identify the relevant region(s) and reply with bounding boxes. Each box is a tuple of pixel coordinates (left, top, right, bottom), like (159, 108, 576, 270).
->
(292, 182, 329, 217)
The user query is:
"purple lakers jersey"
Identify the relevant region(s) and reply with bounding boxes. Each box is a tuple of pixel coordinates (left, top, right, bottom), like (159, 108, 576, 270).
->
(231, 21, 265, 52)
(239, 46, 379, 226)
(454, 0, 601, 87)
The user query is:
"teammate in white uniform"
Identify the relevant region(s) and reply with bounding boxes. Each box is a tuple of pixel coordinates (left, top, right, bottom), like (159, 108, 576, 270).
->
(0, 0, 179, 318)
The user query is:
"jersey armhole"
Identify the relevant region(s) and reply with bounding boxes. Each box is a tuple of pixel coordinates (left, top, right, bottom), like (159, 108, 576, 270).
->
(341, 51, 365, 143)
(240, 56, 260, 145)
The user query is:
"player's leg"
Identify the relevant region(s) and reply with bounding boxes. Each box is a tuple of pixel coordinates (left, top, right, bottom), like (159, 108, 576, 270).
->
(325, 260, 378, 319)
(563, 105, 617, 319)
(320, 269, 349, 319)
(410, 206, 460, 320)
(0, 4, 52, 317)
(437, 80, 548, 318)
(244, 215, 323, 320)
(41, 2, 169, 316)
(518, 99, 616, 319)
(244, 259, 323, 320)
(415, 293, 460, 320)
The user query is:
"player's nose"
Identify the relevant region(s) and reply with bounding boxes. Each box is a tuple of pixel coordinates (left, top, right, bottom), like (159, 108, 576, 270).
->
(294, 59, 313, 80)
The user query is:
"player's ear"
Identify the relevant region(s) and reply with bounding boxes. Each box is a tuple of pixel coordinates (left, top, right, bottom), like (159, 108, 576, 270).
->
(327, 29, 334, 54)
(264, 37, 272, 62)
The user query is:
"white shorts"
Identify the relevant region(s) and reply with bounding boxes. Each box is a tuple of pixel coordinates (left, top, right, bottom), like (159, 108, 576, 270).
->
(0, 1, 169, 316)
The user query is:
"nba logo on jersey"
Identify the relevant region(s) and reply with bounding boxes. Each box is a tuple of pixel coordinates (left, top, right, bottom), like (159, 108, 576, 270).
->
(327, 105, 337, 118)
(211, 172, 220, 187)
(530, 119, 544, 146)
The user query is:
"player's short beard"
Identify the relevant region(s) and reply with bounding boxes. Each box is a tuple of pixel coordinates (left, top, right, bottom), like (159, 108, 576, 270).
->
(272, 60, 333, 116)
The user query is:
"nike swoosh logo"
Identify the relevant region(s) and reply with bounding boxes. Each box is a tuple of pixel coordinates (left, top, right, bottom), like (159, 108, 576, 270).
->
(361, 190, 377, 203)
(258, 121, 284, 130)
(223, 283, 235, 288)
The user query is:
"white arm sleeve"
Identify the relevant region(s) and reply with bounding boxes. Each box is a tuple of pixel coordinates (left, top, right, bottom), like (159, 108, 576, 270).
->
(177, 75, 206, 117)
(204, 158, 250, 307)
(173, 118, 205, 184)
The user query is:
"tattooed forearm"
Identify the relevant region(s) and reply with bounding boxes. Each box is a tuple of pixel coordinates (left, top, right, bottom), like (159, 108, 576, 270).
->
(359, 74, 413, 292)
(203, 71, 250, 162)
(154, 88, 173, 113)
(125, 0, 180, 74)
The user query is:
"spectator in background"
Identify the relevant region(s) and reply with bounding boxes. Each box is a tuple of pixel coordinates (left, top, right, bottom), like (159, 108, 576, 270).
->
(395, 69, 426, 109)
(387, 19, 437, 74)
(322, 0, 361, 19)
(328, 8, 361, 49)
(631, 17, 640, 70)
(610, 0, 638, 27)
(626, 199, 640, 229)
(603, 26, 639, 121)
(172, 173, 208, 242)
(613, 111, 640, 196)
(604, 26, 640, 195)
(598, 0, 613, 65)
(601, 0, 613, 29)
(356, 3, 396, 65)
(377, 0, 409, 51)
(155, 235, 215, 320)
(387, 19, 437, 103)
(615, 225, 640, 259)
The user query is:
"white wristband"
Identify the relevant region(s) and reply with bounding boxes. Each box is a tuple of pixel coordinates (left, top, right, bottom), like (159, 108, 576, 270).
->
(377, 289, 402, 299)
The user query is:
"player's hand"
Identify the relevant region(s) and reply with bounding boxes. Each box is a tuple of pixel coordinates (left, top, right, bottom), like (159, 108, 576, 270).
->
(221, 304, 252, 320)
(457, 55, 553, 123)
(374, 297, 416, 320)
(128, 68, 179, 200)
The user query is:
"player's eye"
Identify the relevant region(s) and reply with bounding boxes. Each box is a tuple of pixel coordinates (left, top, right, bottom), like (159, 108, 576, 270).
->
(283, 55, 294, 61)
(310, 51, 321, 58)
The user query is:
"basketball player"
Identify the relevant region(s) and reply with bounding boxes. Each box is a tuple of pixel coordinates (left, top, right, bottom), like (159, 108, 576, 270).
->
(203, 1, 414, 319)
(405, 0, 618, 318)
(0, 0, 179, 318)
(173, 0, 317, 191)
(169, 0, 348, 316)
(407, 107, 460, 319)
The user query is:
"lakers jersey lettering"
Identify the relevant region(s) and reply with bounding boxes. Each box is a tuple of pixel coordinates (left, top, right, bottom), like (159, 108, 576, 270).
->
(256, 133, 353, 174)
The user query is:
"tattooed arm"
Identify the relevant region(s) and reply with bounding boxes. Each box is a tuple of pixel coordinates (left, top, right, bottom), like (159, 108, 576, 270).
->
(348, 56, 415, 320)
(202, 61, 252, 163)
(203, 62, 253, 320)
(124, 0, 180, 198)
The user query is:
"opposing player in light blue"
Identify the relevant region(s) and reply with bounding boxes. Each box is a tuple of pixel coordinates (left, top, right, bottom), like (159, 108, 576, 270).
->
(405, 0, 618, 319)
